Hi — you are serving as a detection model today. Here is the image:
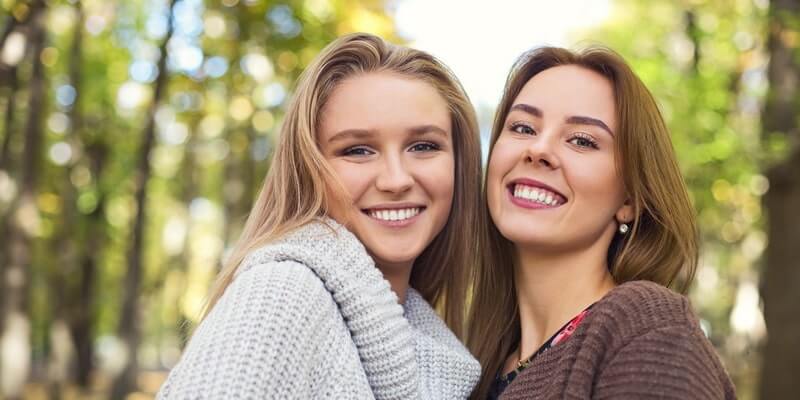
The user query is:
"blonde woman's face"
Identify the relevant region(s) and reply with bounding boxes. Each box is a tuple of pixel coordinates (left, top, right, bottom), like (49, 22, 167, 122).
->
(487, 65, 632, 254)
(318, 72, 455, 273)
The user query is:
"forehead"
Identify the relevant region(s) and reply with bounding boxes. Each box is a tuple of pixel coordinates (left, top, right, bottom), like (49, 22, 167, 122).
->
(318, 72, 451, 139)
(512, 65, 616, 130)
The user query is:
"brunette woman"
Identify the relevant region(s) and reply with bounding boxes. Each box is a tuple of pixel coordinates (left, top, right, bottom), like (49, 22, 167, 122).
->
(468, 47, 735, 399)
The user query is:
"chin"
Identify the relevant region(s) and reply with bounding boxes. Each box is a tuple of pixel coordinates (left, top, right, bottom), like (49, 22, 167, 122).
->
(496, 219, 535, 238)
(506, 235, 554, 248)
(370, 248, 420, 268)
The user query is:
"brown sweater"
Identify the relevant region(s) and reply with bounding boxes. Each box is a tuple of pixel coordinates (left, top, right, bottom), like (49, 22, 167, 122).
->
(499, 281, 736, 399)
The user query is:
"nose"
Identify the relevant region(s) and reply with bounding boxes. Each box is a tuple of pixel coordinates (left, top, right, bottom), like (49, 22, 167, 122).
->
(375, 153, 414, 193)
(524, 133, 560, 169)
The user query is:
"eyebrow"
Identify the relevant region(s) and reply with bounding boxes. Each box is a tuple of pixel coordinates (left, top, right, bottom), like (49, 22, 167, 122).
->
(566, 116, 614, 136)
(409, 124, 449, 138)
(510, 103, 543, 117)
(510, 103, 614, 136)
(327, 125, 448, 143)
(327, 129, 375, 144)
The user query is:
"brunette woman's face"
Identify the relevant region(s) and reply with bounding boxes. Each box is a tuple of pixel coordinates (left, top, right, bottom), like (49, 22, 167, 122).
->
(318, 71, 454, 270)
(487, 65, 632, 253)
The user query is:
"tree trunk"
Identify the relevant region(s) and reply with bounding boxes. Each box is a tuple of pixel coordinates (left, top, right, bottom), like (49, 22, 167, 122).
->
(221, 40, 244, 251)
(0, 66, 18, 319)
(48, 1, 85, 396)
(0, 13, 18, 51)
(759, 0, 800, 398)
(110, 0, 176, 397)
(73, 140, 108, 389)
(0, 13, 19, 88)
(0, 65, 18, 170)
(0, 2, 47, 398)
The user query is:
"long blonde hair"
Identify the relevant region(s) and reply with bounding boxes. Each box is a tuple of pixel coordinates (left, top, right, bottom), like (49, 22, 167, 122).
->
(203, 33, 482, 339)
(467, 46, 699, 398)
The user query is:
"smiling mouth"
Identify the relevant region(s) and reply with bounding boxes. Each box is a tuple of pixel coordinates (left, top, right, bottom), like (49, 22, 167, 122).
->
(508, 183, 567, 207)
(362, 207, 426, 222)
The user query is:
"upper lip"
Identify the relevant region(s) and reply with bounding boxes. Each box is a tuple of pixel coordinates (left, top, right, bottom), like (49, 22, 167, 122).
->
(362, 202, 426, 211)
(508, 178, 567, 200)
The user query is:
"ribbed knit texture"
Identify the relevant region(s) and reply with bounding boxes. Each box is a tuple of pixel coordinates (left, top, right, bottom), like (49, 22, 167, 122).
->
(499, 281, 736, 399)
(157, 219, 480, 399)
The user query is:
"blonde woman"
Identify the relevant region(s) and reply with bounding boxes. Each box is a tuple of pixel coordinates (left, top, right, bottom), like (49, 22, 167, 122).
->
(157, 33, 482, 399)
(467, 47, 735, 399)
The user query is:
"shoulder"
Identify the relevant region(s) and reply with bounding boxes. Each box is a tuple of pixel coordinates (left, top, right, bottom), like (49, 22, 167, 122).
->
(234, 259, 327, 297)
(585, 282, 736, 398)
(191, 260, 344, 363)
(587, 280, 697, 341)
(209, 259, 336, 327)
(240, 218, 369, 272)
(159, 260, 343, 399)
(601, 280, 689, 312)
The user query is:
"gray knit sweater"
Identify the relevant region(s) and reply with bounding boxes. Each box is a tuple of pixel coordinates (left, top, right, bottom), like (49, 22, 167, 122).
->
(156, 220, 480, 399)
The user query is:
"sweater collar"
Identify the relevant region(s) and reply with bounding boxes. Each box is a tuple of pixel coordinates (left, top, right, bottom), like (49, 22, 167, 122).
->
(239, 218, 420, 399)
(405, 289, 482, 397)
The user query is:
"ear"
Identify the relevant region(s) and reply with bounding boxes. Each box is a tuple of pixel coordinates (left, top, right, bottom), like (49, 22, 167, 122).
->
(615, 198, 634, 224)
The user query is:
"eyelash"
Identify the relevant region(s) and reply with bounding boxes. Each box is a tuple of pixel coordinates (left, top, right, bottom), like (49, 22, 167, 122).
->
(409, 142, 440, 152)
(509, 121, 599, 150)
(509, 121, 535, 135)
(340, 142, 440, 156)
(341, 146, 374, 156)
(568, 133, 599, 149)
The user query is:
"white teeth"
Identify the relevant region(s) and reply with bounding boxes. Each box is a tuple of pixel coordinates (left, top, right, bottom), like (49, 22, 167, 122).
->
(512, 184, 562, 206)
(369, 207, 421, 221)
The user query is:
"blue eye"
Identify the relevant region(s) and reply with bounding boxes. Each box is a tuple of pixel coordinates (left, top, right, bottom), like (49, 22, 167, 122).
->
(409, 142, 439, 152)
(342, 146, 374, 156)
(510, 122, 535, 135)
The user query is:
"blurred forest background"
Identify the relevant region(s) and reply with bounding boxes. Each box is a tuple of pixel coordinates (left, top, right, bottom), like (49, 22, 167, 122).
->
(0, 0, 798, 399)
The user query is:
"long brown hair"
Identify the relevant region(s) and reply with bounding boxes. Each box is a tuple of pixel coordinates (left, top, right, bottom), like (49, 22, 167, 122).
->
(202, 33, 482, 339)
(467, 46, 698, 398)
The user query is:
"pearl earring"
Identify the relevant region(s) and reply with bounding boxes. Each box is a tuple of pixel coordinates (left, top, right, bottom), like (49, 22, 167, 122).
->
(619, 223, 629, 234)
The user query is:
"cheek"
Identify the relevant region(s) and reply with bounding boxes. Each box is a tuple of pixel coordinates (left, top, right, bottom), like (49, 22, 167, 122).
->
(414, 154, 456, 210)
(568, 155, 624, 207)
(486, 140, 517, 204)
(328, 160, 371, 205)
(432, 156, 456, 201)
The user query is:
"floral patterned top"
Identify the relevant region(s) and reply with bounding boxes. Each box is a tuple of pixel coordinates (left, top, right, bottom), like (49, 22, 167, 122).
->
(487, 305, 593, 400)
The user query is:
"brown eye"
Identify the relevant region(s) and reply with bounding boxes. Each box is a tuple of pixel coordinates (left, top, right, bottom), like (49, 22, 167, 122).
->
(568, 134, 599, 149)
(510, 122, 535, 135)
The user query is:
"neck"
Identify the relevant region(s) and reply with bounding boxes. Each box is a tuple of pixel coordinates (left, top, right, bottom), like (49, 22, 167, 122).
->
(376, 261, 413, 304)
(513, 243, 616, 361)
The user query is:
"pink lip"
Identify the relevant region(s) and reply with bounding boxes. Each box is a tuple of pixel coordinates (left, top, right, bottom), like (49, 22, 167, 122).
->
(506, 178, 567, 210)
(363, 202, 426, 211)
